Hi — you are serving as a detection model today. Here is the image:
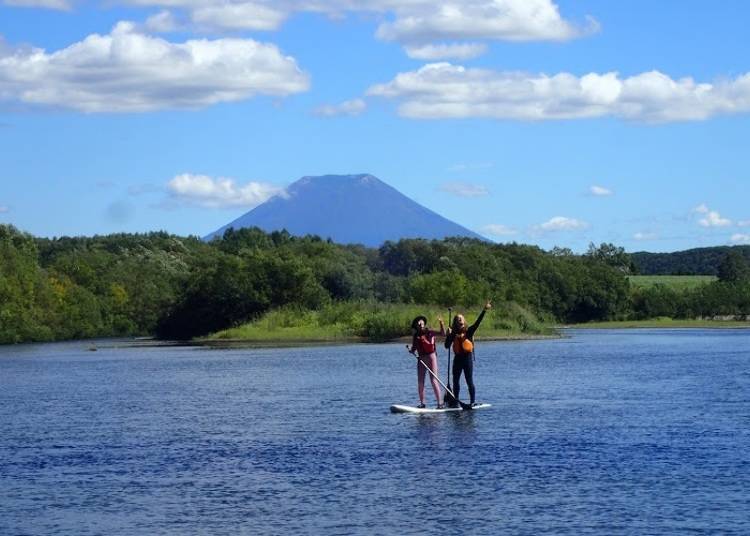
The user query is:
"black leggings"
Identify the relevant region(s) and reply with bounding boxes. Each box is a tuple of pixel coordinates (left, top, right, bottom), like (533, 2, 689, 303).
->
(452, 353, 475, 404)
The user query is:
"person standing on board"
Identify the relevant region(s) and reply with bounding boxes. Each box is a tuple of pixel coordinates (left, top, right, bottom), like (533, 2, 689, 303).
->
(444, 300, 492, 407)
(407, 316, 446, 409)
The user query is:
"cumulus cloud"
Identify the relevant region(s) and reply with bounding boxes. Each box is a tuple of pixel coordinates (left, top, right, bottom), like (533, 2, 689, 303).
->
(313, 98, 366, 117)
(118, 1, 591, 58)
(590, 185, 612, 196)
(145, 10, 182, 32)
(375, 0, 592, 44)
(535, 216, 588, 232)
(0, 22, 310, 113)
(404, 43, 487, 61)
(191, 3, 287, 31)
(2, 0, 70, 10)
(167, 173, 286, 208)
(633, 232, 657, 241)
(738, 220, 750, 227)
(481, 224, 517, 237)
(366, 63, 750, 122)
(693, 204, 731, 227)
(731, 233, 750, 244)
(439, 182, 489, 197)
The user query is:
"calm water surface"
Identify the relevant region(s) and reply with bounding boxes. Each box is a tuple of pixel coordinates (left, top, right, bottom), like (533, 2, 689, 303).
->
(1, 329, 749, 535)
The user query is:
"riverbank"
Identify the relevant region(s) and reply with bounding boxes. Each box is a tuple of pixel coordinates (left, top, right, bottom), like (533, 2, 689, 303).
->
(565, 318, 750, 329)
(197, 331, 561, 348)
(201, 302, 558, 346)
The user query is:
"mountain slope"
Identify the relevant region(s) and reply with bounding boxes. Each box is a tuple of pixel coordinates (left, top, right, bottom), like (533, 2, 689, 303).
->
(205, 174, 484, 246)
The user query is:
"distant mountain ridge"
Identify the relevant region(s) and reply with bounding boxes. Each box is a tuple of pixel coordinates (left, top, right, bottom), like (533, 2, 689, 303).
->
(205, 174, 484, 246)
(631, 245, 750, 275)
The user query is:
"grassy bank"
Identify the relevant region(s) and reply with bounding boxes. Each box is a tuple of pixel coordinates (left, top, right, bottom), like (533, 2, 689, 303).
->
(567, 318, 750, 329)
(204, 301, 557, 344)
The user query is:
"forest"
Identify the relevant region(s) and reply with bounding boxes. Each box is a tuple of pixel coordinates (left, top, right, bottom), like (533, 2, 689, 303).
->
(1, 223, 749, 344)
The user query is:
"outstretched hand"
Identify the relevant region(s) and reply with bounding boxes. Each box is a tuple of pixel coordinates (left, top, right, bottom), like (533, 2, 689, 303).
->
(484, 300, 492, 311)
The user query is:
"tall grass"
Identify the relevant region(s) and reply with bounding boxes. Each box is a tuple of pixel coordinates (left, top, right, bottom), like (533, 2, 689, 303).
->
(208, 301, 555, 342)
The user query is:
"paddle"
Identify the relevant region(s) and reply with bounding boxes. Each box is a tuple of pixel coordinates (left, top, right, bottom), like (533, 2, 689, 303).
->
(443, 307, 453, 406)
(406, 349, 472, 411)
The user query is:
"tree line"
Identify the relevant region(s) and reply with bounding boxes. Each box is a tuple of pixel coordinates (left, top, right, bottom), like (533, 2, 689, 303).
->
(631, 245, 750, 275)
(1, 224, 748, 344)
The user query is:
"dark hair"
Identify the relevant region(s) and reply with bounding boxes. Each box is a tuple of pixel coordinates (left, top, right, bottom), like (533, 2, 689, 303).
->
(411, 315, 428, 330)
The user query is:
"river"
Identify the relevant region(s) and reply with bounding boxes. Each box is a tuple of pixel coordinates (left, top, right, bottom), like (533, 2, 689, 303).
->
(1, 329, 749, 535)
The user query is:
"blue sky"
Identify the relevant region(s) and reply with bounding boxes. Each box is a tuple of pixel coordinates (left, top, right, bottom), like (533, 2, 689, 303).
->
(1, 0, 749, 252)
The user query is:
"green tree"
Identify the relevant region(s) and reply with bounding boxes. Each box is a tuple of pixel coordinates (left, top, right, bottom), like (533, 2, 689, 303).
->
(717, 250, 750, 282)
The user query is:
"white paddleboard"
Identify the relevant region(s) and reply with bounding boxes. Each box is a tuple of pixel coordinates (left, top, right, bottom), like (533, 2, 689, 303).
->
(390, 403, 492, 414)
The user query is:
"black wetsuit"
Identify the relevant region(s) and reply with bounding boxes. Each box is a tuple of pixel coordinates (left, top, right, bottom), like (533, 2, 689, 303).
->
(444, 309, 486, 405)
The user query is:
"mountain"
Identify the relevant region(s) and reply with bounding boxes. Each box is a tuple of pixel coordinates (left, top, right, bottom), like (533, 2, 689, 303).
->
(204, 174, 485, 246)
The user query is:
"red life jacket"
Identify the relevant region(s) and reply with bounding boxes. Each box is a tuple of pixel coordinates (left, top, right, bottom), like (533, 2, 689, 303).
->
(415, 333, 436, 355)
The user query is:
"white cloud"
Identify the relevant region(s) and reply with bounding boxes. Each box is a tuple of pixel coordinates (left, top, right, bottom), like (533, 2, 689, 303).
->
(2, 0, 70, 10)
(145, 10, 182, 32)
(633, 232, 657, 241)
(119, 1, 591, 56)
(693, 204, 731, 227)
(191, 3, 287, 31)
(590, 185, 612, 196)
(536, 216, 588, 232)
(404, 43, 487, 61)
(366, 63, 750, 122)
(375, 0, 593, 44)
(737, 219, 750, 227)
(0, 205, 9, 213)
(439, 182, 489, 197)
(481, 224, 517, 237)
(731, 233, 750, 244)
(0, 22, 310, 113)
(313, 98, 366, 117)
(693, 203, 709, 214)
(167, 173, 286, 208)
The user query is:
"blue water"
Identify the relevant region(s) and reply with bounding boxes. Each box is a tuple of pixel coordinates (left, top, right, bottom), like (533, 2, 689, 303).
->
(1, 329, 749, 535)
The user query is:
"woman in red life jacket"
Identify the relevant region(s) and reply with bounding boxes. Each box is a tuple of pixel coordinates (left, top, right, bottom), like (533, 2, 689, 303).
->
(444, 300, 492, 407)
(406, 315, 446, 409)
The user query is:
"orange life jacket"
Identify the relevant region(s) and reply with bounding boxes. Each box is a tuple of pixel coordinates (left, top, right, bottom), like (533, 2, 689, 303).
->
(452, 332, 474, 355)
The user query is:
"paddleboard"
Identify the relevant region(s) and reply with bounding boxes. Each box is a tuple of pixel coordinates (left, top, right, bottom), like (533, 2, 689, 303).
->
(390, 403, 491, 414)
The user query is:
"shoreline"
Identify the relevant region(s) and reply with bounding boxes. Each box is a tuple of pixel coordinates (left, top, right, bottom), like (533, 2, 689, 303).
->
(195, 332, 562, 349)
(562, 319, 750, 329)
(5, 321, 749, 349)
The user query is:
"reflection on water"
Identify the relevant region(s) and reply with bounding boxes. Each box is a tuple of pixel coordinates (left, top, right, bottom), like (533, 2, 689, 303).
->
(1, 329, 750, 535)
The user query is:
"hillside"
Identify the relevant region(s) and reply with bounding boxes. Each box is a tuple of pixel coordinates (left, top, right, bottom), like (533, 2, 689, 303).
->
(631, 246, 750, 275)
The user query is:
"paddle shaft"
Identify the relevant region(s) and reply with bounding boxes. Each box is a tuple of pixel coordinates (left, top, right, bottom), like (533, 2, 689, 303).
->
(444, 307, 452, 405)
(408, 350, 472, 410)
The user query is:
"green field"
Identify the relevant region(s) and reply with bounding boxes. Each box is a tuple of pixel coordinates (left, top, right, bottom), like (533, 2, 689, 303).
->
(627, 275, 717, 290)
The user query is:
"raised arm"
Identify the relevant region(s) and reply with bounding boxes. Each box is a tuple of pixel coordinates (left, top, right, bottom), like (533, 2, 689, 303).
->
(467, 300, 492, 338)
